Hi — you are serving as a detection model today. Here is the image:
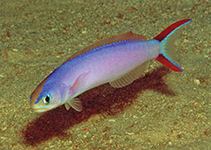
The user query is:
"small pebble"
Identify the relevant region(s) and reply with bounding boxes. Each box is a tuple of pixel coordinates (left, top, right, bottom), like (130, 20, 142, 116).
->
(12, 49, 18, 52)
(82, 30, 87, 34)
(193, 79, 200, 85)
(125, 132, 134, 135)
(2, 127, 7, 131)
(108, 119, 116, 122)
(133, 115, 138, 119)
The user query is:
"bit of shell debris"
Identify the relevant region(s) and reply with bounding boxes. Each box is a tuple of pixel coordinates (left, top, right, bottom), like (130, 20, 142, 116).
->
(125, 132, 134, 135)
(193, 79, 200, 85)
(82, 30, 87, 34)
(108, 119, 116, 122)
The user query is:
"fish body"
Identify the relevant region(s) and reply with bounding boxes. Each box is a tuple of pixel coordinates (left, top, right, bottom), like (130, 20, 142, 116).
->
(30, 19, 191, 112)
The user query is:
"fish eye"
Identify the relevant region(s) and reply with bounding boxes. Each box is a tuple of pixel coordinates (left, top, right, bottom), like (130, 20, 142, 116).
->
(42, 94, 51, 105)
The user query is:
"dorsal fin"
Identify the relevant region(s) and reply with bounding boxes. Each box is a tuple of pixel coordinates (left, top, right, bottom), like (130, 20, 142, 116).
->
(63, 31, 146, 64)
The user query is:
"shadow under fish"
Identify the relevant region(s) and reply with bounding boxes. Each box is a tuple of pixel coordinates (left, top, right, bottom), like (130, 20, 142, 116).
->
(22, 66, 175, 146)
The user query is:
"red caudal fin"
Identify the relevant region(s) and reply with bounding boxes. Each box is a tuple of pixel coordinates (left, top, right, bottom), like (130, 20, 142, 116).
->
(155, 54, 183, 72)
(154, 19, 191, 72)
(154, 19, 191, 42)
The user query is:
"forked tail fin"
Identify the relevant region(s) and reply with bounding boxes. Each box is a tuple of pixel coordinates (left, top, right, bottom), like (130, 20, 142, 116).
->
(154, 19, 191, 72)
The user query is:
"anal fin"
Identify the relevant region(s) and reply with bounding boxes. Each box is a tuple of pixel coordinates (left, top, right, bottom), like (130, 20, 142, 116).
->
(109, 62, 147, 88)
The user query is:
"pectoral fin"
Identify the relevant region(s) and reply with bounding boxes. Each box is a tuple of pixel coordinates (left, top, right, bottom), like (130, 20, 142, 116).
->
(65, 72, 90, 111)
(69, 71, 90, 93)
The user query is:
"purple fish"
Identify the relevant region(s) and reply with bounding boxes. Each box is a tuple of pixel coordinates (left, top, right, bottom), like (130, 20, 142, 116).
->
(30, 19, 191, 112)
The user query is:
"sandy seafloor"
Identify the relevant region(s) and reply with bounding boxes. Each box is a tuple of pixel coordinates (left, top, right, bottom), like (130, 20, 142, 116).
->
(0, 0, 211, 149)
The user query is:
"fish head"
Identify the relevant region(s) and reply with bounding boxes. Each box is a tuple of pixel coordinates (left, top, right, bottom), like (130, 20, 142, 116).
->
(30, 78, 68, 112)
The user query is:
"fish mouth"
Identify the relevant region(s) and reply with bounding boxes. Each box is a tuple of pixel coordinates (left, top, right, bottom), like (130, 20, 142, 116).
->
(32, 105, 58, 113)
(32, 106, 53, 113)
(33, 108, 48, 113)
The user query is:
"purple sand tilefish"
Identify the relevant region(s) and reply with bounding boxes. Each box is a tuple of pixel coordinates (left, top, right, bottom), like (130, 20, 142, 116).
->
(30, 19, 191, 112)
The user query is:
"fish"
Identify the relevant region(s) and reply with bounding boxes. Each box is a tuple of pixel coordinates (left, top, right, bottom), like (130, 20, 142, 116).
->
(30, 19, 191, 113)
